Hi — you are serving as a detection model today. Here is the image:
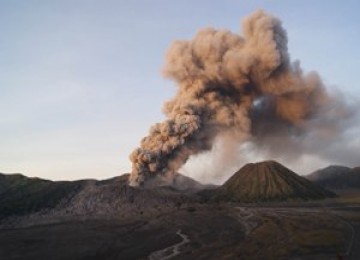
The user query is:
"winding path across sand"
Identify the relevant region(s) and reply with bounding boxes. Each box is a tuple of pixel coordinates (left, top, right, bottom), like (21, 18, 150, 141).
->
(236, 207, 259, 235)
(148, 229, 189, 260)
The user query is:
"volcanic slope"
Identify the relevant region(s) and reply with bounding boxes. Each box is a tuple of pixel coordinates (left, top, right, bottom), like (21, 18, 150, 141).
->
(306, 165, 360, 191)
(0, 172, 204, 227)
(0, 173, 85, 219)
(212, 161, 335, 202)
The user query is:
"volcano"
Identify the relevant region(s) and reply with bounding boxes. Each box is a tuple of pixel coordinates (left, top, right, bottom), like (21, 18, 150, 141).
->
(0, 167, 355, 260)
(212, 161, 335, 202)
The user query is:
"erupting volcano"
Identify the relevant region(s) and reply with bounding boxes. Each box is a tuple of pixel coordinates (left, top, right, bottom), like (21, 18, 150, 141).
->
(129, 10, 350, 186)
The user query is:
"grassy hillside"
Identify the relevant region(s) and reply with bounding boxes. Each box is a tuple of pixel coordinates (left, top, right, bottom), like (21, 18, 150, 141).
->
(0, 173, 85, 218)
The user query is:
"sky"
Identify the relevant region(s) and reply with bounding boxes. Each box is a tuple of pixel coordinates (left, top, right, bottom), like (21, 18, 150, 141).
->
(1, 0, 359, 182)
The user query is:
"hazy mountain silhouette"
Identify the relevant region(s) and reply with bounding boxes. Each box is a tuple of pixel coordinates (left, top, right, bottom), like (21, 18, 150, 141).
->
(306, 165, 360, 191)
(211, 161, 335, 202)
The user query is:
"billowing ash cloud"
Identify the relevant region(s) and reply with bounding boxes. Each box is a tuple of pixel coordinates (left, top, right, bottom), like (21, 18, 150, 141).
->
(129, 10, 355, 186)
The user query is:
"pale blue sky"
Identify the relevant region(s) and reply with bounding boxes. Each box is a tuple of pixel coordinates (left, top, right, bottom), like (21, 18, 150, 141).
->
(1, 1, 359, 181)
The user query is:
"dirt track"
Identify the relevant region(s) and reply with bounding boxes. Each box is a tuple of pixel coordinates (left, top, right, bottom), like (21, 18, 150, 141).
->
(0, 202, 358, 260)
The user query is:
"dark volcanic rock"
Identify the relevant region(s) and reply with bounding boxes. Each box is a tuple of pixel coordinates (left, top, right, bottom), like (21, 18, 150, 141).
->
(211, 161, 335, 202)
(306, 165, 360, 191)
(0, 173, 201, 228)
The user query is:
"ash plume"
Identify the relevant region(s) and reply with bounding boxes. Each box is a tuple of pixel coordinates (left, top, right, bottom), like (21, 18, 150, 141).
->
(129, 10, 354, 186)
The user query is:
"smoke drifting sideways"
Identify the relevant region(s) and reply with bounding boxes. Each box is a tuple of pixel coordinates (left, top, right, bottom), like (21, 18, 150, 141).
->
(129, 10, 355, 187)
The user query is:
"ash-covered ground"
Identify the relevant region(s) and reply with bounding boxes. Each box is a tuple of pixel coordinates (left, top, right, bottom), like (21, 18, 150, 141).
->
(1, 165, 360, 260)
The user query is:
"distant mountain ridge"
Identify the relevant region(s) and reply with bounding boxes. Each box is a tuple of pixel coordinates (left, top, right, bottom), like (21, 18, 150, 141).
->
(211, 161, 335, 202)
(306, 165, 360, 191)
(0, 161, 339, 227)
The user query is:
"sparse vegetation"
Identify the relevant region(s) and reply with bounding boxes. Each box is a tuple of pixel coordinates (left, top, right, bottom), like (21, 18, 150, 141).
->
(0, 173, 84, 218)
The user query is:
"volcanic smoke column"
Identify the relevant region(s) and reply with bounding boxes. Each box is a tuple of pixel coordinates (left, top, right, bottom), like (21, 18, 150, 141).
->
(129, 10, 330, 186)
